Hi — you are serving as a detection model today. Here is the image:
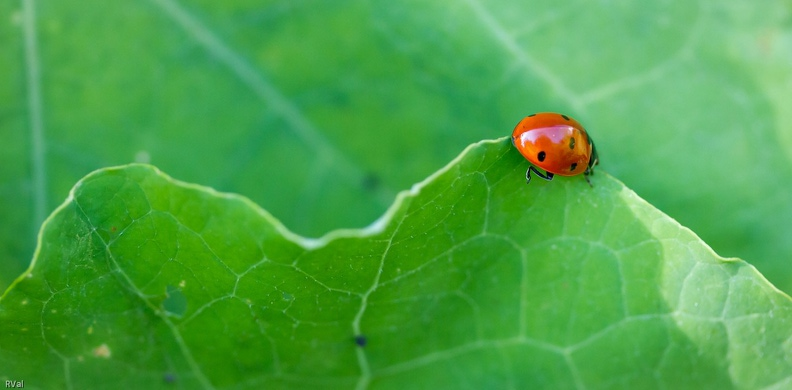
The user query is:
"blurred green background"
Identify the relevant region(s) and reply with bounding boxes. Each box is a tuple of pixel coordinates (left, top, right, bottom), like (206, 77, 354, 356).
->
(2, 0, 791, 293)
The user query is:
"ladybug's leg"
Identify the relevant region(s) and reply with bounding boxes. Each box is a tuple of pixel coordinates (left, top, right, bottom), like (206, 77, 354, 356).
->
(526, 166, 554, 185)
(584, 167, 594, 187)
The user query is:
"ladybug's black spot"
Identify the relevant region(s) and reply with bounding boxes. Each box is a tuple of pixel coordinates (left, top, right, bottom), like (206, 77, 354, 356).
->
(570, 163, 578, 172)
(537, 151, 546, 162)
(527, 113, 536, 117)
(561, 114, 570, 121)
(569, 137, 575, 149)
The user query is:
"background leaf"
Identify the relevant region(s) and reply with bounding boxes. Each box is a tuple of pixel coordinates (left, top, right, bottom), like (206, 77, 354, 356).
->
(2, 144, 792, 388)
(2, 1, 791, 298)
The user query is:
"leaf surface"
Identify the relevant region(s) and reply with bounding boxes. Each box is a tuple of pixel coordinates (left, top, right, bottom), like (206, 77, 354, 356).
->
(2, 140, 791, 389)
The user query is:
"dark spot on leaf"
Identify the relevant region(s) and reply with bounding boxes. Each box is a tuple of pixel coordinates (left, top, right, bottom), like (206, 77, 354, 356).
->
(537, 151, 546, 162)
(354, 335, 367, 347)
(361, 173, 380, 191)
(163, 373, 176, 383)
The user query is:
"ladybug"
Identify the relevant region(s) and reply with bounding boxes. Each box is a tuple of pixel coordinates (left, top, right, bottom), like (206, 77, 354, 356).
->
(511, 112, 599, 186)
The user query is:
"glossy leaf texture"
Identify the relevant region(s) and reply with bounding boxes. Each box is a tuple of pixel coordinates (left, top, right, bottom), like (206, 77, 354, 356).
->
(2, 139, 791, 389)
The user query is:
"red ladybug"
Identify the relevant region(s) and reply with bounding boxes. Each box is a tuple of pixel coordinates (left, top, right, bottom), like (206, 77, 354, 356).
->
(511, 112, 599, 185)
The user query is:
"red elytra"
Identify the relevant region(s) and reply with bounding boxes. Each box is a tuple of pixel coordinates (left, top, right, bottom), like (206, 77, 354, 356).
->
(511, 112, 599, 185)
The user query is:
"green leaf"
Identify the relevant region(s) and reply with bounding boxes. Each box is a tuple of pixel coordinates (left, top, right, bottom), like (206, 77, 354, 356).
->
(3, 140, 791, 388)
(3, 0, 792, 297)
